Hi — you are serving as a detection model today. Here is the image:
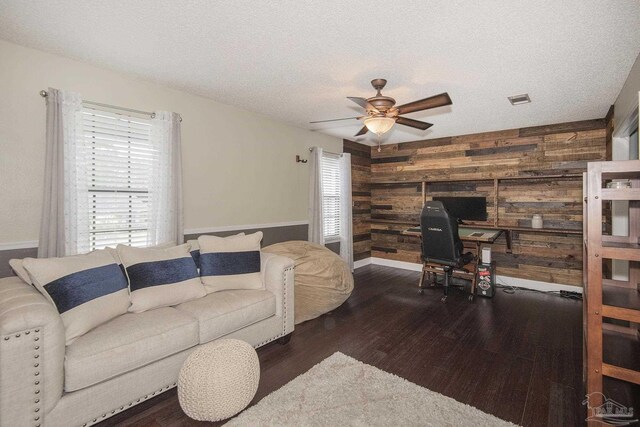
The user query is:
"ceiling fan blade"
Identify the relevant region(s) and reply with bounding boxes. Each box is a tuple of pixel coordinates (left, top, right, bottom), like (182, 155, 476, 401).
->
(396, 92, 452, 115)
(347, 97, 379, 113)
(309, 116, 361, 124)
(355, 126, 369, 136)
(395, 116, 433, 131)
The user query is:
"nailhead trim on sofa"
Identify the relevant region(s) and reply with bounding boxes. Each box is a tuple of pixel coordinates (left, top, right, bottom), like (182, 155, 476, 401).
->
(81, 383, 177, 427)
(2, 327, 43, 427)
(81, 265, 294, 427)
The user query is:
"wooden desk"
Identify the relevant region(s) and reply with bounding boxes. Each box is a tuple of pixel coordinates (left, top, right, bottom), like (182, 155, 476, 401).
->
(403, 226, 503, 243)
(403, 226, 503, 300)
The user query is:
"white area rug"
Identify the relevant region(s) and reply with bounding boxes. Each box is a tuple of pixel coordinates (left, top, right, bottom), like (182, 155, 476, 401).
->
(225, 352, 519, 427)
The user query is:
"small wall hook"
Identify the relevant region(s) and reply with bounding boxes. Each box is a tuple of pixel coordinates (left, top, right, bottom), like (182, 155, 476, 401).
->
(296, 155, 308, 164)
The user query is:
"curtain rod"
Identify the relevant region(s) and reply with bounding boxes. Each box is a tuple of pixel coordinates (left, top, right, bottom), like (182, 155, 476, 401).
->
(308, 147, 343, 156)
(39, 90, 182, 122)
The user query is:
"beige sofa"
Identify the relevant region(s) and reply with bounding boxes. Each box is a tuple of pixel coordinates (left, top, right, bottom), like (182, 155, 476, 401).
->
(0, 252, 294, 427)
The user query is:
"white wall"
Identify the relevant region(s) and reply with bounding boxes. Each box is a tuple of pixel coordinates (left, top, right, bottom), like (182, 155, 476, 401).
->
(611, 50, 639, 280)
(613, 50, 640, 138)
(0, 39, 341, 245)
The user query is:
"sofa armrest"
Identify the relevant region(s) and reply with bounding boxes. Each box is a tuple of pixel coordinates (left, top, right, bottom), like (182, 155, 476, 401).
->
(0, 276, 65, 426)
(261, 253, 295, 336)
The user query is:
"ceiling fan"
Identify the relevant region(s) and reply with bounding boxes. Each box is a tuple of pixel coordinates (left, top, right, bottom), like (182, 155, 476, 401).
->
(310, 78, 452, 137)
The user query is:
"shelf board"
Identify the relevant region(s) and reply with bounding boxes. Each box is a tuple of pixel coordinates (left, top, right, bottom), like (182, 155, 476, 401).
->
(369, 219, 582, 235)
(495, 174, 582, 181)
(603, 329, 640, 385)
(599, 160, 640, 178)
(368, 219, 418, 226)
(602, 284, 640, 323)
(451, 222, 496, 229)
(603, 363, 640, 385)
(370, 181, 423, 186)
(369, 174, 583, 186)
(500, 226, 582, 235)
(603, 305, 640, 323)
(603, 322, 639, 337)
(603, 278, 636, 288)
(600, 188, 640, 201)
(602, 235, 637, 244)
(603, 284, 640, 317)
(601, 241, 640, 261)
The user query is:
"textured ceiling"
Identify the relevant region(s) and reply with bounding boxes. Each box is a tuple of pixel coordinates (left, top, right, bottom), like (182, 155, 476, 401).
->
(1, 1, 639, 145)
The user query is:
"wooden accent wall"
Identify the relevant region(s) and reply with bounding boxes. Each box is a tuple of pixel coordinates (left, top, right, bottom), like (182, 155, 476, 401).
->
(343, 139, 372, 261)
(360, 119, 608, 286)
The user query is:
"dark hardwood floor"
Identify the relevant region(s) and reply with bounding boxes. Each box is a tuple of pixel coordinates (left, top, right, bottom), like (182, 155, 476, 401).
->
(100, 264, 595, 427)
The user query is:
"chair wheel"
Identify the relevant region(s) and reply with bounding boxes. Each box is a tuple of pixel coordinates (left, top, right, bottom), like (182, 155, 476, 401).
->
(418, 289, 424, 295)
(468, 294, 474, 302)
(440, 296, 447, 303)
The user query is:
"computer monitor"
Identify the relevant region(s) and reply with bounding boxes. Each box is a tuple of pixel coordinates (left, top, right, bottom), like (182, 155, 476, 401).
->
(432, 197, 488, 222)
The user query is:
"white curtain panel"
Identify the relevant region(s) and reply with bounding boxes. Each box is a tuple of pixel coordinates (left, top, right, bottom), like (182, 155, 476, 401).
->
(147, 111, 184, 246)
(38, 88, 87, 257)
(339, 153, 354, 270)
(308, 146, 325, 245)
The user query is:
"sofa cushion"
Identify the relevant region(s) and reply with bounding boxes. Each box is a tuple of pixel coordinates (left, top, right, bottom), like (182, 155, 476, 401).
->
(65, 307, 198, 392)
(175, 289, 276, 344)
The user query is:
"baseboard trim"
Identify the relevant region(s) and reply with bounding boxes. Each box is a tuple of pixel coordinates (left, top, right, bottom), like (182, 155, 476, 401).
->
(355, 257, 582, 293)
(0, 240, 39, 251)
(495, 275, 582, 293)
(353, 258, 373, 269)
(369, 257, 422, 272)
(184, 220, 308, 235)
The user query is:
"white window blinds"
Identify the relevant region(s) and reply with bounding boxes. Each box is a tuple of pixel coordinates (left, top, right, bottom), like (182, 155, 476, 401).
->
(321, 152, 341, 239)
(78, 106, 154, 251)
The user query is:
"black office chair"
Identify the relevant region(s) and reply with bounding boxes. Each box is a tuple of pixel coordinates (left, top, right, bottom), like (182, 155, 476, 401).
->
(419, 201, 475, 302)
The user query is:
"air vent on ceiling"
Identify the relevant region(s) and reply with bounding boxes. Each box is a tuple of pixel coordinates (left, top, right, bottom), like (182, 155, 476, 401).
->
(508, 94, 531, 105)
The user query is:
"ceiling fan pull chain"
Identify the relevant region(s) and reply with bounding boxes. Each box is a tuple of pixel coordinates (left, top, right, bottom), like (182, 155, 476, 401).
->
(377, 134, 382, 152)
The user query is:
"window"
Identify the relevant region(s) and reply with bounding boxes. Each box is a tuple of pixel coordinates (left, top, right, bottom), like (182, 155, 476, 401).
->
(79, 106, 154, 251)
(321, 152, 341, 241)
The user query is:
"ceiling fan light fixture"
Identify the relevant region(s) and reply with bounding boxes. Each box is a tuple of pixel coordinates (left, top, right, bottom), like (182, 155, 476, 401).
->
(363, 116, 395, 136)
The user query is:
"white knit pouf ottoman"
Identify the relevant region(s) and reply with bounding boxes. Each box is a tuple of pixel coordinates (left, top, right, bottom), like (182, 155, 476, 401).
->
(178, 339, 260, 421)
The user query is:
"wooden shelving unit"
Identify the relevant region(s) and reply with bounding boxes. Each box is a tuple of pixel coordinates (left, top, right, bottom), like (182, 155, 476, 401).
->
(369, 174, 583, 258)
(583, 160, 640, 419)
(369, 174, 583, 236)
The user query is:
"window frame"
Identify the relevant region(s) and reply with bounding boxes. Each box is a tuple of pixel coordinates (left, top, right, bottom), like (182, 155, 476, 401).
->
(321, 151, 342, 242)
(79, 105, 155, 252)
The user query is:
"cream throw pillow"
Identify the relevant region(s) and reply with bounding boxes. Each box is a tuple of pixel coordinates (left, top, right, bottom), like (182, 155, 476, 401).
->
(9, 258, 32, 284)
(117, 243, 206, 313)
(22, 250, 130, 345)
(198, 232, 263, 293)
(187, 233, 244, 270)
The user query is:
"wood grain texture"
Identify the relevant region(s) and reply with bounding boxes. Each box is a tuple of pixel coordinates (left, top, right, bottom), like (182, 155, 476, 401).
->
(344, 139, 372, 261)
(355, 119, 607, 286)
(584, 162, 640, 418)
